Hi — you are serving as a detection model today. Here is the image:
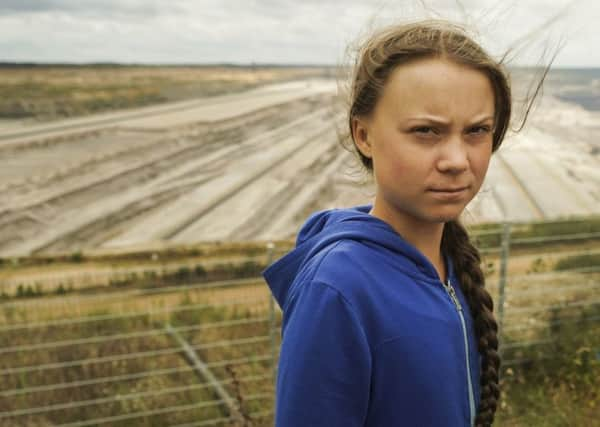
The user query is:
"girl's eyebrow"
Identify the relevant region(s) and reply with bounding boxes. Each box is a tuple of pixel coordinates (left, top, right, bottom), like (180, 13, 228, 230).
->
(405, 116, 451, 126)
(469, 115, 495, 125)
(404, 115, 494, 126)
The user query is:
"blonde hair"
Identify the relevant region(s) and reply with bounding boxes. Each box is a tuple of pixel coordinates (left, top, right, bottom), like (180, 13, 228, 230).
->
(346, 20, 512, 427)
(348, 19, 511, 169)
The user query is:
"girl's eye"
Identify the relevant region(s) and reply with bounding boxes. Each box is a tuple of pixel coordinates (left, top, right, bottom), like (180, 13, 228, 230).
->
(467, 125, 492, 135)
(412, 126, 438, 135)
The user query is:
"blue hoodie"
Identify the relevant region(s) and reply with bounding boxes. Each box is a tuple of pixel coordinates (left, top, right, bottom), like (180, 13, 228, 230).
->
(263, 205, 481, 427)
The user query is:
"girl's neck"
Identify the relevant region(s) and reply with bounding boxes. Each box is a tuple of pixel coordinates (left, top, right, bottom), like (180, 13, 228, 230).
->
(369, 201, 446, 281)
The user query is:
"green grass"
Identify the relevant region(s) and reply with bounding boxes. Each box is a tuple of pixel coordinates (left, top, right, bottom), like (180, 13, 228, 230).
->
(0, 295, 276, 426)
(497, 303, 600, 426)
(554, 253, 600, 271)
(0, 65, 332, 121)
(470, 216, 600, 250)
(2, 216, 599, 425)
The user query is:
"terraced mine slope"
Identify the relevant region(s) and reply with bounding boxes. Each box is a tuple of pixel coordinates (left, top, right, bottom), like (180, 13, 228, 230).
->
(1, 80, 599, 257)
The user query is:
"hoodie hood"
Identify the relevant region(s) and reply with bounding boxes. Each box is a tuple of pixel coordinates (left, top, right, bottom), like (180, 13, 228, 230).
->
(263, 205, 455, 309)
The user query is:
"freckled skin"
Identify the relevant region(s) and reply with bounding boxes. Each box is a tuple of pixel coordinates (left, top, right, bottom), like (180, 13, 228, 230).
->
(353, 58, 495, 234)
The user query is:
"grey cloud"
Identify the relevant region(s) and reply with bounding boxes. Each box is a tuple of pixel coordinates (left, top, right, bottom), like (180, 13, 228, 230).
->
(0, 0, 597, 66)
(0, 0, 184, 19)
(0, 0, 63, 13)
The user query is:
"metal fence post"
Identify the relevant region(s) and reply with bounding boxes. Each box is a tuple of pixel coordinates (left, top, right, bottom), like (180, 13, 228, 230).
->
(266, 242, 277, 391)
(497, 222, 511, 352)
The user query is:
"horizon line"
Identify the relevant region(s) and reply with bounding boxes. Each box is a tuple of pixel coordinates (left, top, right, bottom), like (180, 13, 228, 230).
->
(0, 61, 598, 70)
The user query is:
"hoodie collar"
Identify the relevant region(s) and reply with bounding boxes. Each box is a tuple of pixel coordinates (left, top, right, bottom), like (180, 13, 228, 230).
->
(263, 205, 455, 308)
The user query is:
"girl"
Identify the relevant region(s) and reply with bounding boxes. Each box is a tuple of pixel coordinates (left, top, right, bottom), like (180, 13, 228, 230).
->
(264, 20, 514, 427)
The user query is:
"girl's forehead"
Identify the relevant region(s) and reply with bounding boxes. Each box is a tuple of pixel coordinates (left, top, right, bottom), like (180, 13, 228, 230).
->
(377, 58, 495, 118)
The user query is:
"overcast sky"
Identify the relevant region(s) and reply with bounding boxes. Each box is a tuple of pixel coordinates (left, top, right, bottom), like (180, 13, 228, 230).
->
(0, 0, 598, 67)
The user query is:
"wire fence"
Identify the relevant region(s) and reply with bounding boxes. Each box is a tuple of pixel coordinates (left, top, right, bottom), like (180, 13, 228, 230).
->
(0, 225, 599, 426)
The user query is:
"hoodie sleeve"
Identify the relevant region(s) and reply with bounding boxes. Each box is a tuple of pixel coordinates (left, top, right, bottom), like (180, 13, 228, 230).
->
(276, 280, 371, 427)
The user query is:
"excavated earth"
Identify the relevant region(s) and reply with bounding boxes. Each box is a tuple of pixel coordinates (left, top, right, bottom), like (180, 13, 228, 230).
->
(1, 79, 599, 257)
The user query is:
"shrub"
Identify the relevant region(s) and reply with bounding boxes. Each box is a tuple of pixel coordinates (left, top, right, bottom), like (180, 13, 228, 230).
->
(15, 284, 41, 298)
(174, 266, 192, 282)
(70, 251, 84, 263)
(194, 264, 207, 278)
(527, 257, 548, 274)
(554, 254, 600, 271)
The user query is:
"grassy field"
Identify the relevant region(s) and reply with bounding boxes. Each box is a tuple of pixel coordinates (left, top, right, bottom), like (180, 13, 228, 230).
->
(0, 287, 277, 426)
(0, 64, 333, 123)
(495, 302, 600, 426)
(0, 242, 283, 425)
(470, 218, 600, 426)
(0, 218, 599, 425)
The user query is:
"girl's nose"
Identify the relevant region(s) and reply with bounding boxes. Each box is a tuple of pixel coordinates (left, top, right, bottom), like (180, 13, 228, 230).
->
(436, 136, 469, 174)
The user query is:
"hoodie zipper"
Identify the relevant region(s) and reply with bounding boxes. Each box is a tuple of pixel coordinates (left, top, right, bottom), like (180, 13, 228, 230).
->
(442, 278, 476, 427)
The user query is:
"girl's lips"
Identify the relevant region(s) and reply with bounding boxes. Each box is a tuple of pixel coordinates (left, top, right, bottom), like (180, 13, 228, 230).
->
(428, 186, 469, 192)
(427, 186, 470, 200)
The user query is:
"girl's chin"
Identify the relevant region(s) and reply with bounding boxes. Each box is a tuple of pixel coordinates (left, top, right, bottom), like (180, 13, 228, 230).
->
(432, 215, 461, 224)
(425, 209, 464, 223)
(427, 201, 471, 221)
(400, 212, 461, 226)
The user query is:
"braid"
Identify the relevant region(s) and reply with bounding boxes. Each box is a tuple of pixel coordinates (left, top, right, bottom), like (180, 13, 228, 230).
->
(442, 220, 500, 427)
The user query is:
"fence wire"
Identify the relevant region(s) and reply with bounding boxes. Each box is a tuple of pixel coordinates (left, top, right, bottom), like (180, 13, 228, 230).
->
(0, 227, 598, 426)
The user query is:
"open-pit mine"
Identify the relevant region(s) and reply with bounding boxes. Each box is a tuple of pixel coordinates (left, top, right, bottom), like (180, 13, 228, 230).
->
(1, 79, 599, 257)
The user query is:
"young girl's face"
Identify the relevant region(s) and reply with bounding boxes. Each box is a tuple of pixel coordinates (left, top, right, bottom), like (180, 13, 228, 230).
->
(353, 57, 495, 226)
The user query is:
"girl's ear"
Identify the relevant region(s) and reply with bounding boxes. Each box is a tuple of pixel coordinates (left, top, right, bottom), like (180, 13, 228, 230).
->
(351, 117, 373, 159)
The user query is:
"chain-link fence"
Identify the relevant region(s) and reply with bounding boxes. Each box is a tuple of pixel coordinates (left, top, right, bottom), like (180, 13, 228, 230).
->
(0, 225, 598, 426)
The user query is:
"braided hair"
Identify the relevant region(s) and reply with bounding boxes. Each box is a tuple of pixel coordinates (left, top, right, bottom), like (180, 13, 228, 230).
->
(442, 220, 500, 427)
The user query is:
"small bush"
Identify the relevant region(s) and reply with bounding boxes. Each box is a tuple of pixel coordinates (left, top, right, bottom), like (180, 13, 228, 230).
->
(194, 264, 207, 278)
(174, 266, 192, 282)
(527, 257, 548, 274)
(70, 251, 84, 263)
(15, 284, 41, 298)
(554, 253, 600, 271)
(234, 260, 263, 277)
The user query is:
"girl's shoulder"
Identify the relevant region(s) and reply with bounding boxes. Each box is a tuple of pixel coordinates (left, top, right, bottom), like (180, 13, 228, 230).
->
(296, 238, 420, 303)
(303, 238, 373, 280)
